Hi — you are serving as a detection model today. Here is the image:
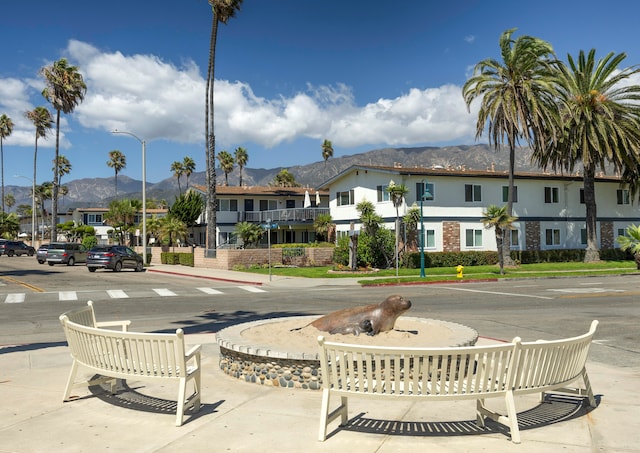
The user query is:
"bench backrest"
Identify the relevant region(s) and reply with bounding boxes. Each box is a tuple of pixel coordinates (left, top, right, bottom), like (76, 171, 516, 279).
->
(511, 320, 598, 392)
(317, 338, 516, 398)
(63, 301, 98, 327)
(60, 316, 188, 379)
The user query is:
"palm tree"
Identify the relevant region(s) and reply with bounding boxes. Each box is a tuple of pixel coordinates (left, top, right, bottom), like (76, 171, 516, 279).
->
(41, 58, 87, 241)
(161, 216, 187, 247)
(107, 150, 126, 199)
(463, 28, 559, 265)
(171, 160, 185, 194)
(4, 193, 15, 211)
(53, 155, 71, 209)
(321, 139, 333, 168)
(205, 0, 243, 257)
(403, 205, 421, 251)
(616, 224, 640, 269)
(34, 182, 53, 239)
(25, 106, 53, 240)
(234, 147, 248, 186)
(0, 114, 14, 213)
(182, 156, 196, 190)
(270, 168, 299, 187)
(313, 213, 333, 242)
(387, 181, 409, 276)
(234, 221, 264, 248)
(532, 50, 640, 262)
(0, 212, 20, 239)
(481, 204, 518, 275)
(217, 150, 234, 185)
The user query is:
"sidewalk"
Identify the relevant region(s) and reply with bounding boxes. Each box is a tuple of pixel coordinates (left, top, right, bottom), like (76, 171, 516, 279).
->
(1, 265, 639, 452)
(1, 332, 638, 452)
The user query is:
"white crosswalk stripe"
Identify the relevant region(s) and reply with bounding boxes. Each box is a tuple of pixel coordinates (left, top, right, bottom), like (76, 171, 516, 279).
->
(238, 285, 267, 293)
(153, 288, 177, 297)
(5, 293, 25, 303)
(59, 291, 78, 301)
(197, 287, 224, 295)
(107, 290, 129, 299)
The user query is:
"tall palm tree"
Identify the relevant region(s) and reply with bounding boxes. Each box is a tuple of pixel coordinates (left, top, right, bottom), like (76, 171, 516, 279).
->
(463, 28, 559, 265)
(106, 150, 126, 199)
(481, 204, 518, 275)
(205, 0, 243, 257)
(217, 150, 234, 185)
(34, 182, 53, 239)
(0, 114, 14, 213)
(53, 155, 71, 209)
(533, 50, 640, 262)
(182, 156, 196, 190)
(387, 181, 409, 277)
(321, 139, 333, 168)
(170, 160, 185, 194)
(25, 106, 53, 241)
(234, 147, 248, 186)
(41, 58, 86, 241)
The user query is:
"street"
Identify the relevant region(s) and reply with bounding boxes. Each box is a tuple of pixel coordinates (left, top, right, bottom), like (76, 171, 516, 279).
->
(1, 256, 639, 368)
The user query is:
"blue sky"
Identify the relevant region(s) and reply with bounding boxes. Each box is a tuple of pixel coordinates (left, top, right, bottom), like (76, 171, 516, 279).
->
(3, 0, 640, 186)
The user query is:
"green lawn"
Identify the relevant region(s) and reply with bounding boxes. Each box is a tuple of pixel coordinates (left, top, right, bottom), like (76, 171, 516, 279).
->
(237, 260, 638, 285)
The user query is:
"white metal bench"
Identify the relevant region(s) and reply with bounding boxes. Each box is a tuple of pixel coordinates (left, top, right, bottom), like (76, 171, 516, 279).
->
(317, 320, 598, 443)
(59, 303, 202, 426)
(62, 300, 131, 331)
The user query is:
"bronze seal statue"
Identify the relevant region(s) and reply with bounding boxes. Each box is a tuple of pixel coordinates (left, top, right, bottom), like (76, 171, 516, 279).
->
(296, 295, 412, 336)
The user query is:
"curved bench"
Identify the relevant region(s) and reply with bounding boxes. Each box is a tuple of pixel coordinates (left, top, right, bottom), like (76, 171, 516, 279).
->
(317, 320, 598, 443)
(59, 304, 201, 426)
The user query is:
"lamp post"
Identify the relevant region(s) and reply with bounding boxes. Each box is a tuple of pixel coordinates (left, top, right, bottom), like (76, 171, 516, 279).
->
(111, 130, 147, 266)
(15, 175, 35, 245)
(420, 178, 430, 278)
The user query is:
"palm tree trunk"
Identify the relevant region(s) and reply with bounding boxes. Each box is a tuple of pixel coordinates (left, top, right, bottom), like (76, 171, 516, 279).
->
(583, 165, 600, 262)
(502, 143, 516, 266)
(205, 15, 219, 258)
(51, 109, 61, 242)
(1, 139, 4, 213)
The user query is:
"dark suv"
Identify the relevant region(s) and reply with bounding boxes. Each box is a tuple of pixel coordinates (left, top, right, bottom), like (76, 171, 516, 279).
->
(0, 241, 36, 257)
(86, 245, 144, 272)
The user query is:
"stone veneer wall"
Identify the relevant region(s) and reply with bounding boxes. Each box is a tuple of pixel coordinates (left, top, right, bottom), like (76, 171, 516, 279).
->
(442, 221, 460, 252)
(525, 221, 540, 251)
(600, 221, 614, 249)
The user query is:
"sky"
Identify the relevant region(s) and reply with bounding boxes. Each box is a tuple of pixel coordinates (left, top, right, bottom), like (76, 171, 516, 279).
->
(3, 0, 640, 186)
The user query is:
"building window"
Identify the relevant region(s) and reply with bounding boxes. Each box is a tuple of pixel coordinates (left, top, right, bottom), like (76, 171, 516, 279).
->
(544, 187, 559, 203)
(502, 186, 518, 203)
(464, 184, 481, 202)
(286, 199, 295, 209)
(580, 188, 585, 204)
(618, 228, 626, 238)
(510, 229, 519, 247)
(259, 200, 277, 211)
(617, 189, 630, 205)
(416, 182, 434, 202)
(581, 229, 587, 245)
(465, 229, 482, 247)
(545, 229, 560, 245)
(217, 199, 238, 211)
(376, 185, 391, 202)
(336, 190, 355, 206)
(85, 213, 102, 225)
(419, 229, 436, 249)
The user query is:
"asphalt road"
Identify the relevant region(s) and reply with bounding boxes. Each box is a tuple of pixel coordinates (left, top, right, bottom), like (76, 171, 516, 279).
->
(1, 255, 638, 368)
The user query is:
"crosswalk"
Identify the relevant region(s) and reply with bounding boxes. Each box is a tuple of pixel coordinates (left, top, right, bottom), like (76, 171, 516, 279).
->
(1, 285, 267, 304)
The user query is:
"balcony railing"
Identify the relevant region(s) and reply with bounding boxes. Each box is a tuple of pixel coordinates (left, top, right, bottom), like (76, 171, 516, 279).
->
(242, 207, 330, 223)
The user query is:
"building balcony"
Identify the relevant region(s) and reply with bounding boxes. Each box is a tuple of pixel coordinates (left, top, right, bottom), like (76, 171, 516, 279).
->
(242, 207, 330, 224)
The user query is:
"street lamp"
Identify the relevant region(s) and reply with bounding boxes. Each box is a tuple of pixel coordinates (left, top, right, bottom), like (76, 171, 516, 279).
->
(420, 179, 431, 278)
(111, 129, 147, 266)
(15, 175, 35, 245)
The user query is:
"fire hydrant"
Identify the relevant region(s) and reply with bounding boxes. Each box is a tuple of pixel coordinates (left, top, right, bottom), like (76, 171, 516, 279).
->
(456, 264, 464, 279)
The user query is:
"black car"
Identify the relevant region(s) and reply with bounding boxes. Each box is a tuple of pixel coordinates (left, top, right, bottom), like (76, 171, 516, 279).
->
(86, 245, 144, 272)
(0, 240, 36, 257)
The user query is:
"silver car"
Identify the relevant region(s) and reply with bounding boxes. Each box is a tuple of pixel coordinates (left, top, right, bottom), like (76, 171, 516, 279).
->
(46, 242, 88, 266)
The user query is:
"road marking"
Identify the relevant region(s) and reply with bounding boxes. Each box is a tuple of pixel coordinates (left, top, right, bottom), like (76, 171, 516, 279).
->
(548, 288, 624, 294)
(107, 290, 129, 299)
(59, 291, 78, 301)
(197, 287, 224, 295)
(440, 286, 553, 300)
(153, 288, 177, 297)
(238, 285, 266, 293)
(5, 293, 25, 303)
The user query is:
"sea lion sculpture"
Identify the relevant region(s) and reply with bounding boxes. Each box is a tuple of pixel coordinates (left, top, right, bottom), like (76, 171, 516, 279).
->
(305, 295, 412, 336)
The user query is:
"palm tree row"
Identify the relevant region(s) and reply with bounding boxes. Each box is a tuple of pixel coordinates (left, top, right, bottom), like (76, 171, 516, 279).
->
(170, 156, 196, 195)
(463, 28, 640, 262)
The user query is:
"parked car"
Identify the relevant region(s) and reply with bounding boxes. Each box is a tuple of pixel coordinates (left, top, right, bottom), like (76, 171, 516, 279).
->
(46, 242, 88, 266)
(36, 244, 49, 264)
(0, 240, 36, 256)
(86, 245, 144, 272)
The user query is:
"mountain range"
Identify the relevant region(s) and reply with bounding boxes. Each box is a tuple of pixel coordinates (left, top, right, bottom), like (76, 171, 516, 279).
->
(5, 144, 547, 210)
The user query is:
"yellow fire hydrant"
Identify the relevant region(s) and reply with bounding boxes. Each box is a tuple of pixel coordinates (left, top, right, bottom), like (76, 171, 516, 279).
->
(456, 264, 464, 279)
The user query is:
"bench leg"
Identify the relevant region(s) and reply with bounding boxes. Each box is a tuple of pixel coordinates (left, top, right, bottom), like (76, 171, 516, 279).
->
(318, 391, 348, 441)
(176, 378, 187, 427)
(504, 390, 521, 444)
(63, 360, 80, 401)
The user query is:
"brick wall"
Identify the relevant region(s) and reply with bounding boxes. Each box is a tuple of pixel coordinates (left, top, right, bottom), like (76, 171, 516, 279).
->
(525, 221, 540, 251)
(442, 221, 460, 252)
(600, 221, 614, 249)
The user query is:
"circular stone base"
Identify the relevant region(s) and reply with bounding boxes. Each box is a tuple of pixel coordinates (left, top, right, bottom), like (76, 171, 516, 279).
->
(216, 316, 478, 390)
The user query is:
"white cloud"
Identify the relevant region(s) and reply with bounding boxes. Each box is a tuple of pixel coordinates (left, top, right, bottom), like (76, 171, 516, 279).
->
(464, 35, 476, 44)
